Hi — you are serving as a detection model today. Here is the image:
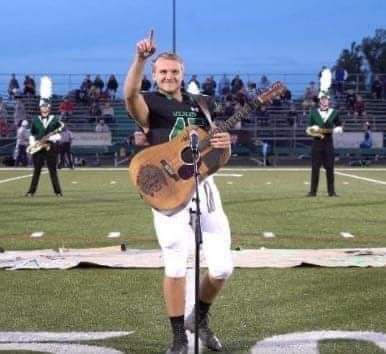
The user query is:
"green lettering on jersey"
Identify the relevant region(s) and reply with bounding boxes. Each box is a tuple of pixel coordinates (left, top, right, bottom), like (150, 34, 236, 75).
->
(169, 112, 203, 140)
(169, 117, 186, 140)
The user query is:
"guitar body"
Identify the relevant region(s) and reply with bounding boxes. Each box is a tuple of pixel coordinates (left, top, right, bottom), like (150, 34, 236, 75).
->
(128, 81, 286, 215)
(129, 126, 230, 215)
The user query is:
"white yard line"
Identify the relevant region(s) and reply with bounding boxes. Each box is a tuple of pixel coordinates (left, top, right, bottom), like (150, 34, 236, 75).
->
(0, 172, 48, 184)
(335, 171, 386, 186)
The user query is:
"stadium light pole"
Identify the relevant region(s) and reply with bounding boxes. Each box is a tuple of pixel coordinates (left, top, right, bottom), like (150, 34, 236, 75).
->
(172, 0, 176, 53)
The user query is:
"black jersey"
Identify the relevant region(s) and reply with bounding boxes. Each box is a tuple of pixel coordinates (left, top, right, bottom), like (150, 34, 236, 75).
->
(142, 91, 211, 145)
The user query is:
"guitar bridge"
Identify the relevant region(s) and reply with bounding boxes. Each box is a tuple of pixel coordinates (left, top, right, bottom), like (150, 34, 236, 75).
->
(160, 160, 179, 181)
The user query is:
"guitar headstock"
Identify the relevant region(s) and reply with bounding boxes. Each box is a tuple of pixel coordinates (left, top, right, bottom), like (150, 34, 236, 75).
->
(257, 81, 287, 104)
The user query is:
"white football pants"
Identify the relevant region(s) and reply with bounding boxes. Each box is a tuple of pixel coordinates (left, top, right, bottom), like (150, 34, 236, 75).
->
(152, 176, 233, 279)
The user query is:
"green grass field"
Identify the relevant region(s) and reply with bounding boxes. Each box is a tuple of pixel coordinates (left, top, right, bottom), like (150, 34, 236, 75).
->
(1, 167, 386, 353)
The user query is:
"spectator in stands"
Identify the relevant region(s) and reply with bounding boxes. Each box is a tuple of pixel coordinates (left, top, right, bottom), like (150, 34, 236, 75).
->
(353, 94, 367, 122)
(141, 75, 152, 91)
(13, 98, 26, 128)
(89, 101, 102, 123)
(95, 119, 110, 133)
(202, 76, 216, 96)
(132, 129, 150, 153)
(218, 74, 230, 96)
(258, 75, 271, 90)
(231, 74, 244, 94)
(88, 85, 101, 102)
(246, 81, 257, 99)
(93, 75, 105, 91)
(332, 65, 348, 96)
(0, 119, 8, 137)
(101, 101, 115, 123)
(345, 89, 356, 114)
(0, 97, 8, 121)
(8, 74, 20, 100)
(106, 74, 119, 100)
(59, 97, 74, 122)
(371, 75, 383, 99)
(360, 122, 372, 149)
(81, 74, 93, 91)
(23, 75, 36, 96)
(302, 81, 318, 115)
(15, 120, 30, 166)
(187, 74, 200, 90)
(287, 102, 298, 127)
(58, 127, 74, 169)
(79, 74, 93, 102)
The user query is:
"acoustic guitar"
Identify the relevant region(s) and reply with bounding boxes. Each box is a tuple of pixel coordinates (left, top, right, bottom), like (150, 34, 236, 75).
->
(129, 82, 286, 215)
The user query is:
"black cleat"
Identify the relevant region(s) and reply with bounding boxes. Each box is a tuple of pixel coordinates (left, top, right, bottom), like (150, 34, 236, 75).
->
(307, 192, 316, 197)
(328, 192, 339, 197)
(166, 337, 188, 354)
(185, 311, 223, 351)
(55, 192, 63, 197)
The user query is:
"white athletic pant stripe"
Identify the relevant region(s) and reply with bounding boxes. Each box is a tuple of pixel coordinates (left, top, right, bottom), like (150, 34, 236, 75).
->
(152, 177, 233, 279)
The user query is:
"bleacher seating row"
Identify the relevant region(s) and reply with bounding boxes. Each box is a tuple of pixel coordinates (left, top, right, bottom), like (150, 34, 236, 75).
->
(1, 94, 386, 165)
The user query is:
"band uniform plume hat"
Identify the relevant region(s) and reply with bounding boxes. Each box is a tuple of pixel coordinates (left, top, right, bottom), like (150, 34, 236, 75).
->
(39, 75, 53, 107)
(318, 67, 332, 99)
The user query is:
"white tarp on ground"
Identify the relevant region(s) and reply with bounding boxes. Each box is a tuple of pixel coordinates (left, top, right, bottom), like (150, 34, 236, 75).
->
(1, 246, 386, 270)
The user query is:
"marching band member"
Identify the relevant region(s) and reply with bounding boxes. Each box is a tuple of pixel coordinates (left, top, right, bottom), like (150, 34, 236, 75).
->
(307, 87, 343, 197)
(25, 77, 64, 197)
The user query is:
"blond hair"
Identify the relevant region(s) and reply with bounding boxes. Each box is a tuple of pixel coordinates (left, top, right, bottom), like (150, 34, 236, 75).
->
(152, 52, 184, 72)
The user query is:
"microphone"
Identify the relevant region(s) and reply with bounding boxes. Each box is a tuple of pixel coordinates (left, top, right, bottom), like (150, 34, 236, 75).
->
(189, 130, 199, 154)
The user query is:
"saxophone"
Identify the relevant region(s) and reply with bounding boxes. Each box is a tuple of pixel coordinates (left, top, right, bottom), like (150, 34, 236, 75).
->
(27, 123, 64, 155)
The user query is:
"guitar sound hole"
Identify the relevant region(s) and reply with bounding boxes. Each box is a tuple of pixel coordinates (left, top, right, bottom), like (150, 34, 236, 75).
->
(178, 147, 201, 180)
(181, 147, 194, 164)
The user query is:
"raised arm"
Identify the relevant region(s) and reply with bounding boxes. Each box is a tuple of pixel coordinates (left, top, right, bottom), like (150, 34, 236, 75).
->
(124, 30, 156, 131)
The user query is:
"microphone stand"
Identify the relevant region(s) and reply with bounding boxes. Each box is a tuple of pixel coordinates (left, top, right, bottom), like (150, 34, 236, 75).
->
(189, 141, 202, 354)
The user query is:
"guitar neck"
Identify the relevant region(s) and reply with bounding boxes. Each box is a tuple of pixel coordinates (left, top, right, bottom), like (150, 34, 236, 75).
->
(212, 98, 261, 135)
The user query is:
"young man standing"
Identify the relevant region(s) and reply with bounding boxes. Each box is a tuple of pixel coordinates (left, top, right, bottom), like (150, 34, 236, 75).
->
(124, 32, 233, 354)
(307, 93, 343, 197)
(25, 99, 64, 197)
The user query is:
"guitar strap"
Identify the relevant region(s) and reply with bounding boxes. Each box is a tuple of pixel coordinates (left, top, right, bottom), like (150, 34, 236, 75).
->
(188, 94, 216, 129)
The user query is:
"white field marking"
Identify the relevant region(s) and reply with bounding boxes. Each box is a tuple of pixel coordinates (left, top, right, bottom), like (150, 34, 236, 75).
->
(107, 232, 121, 238)
(304, 181, 310, 184)
(0, 331, 133, 354)
(185, 268, 203, 353)
(340, 232, 355, 238)
(263, 232, 275, 238)
(343, 181, 349, 185)
(72, 181, 78, 184)
(0, 171, 49, 184)
(110, 181, 117, 184)
(335, 171, 386, 185)
(251, 330, 386, 354)
(31, 232, 44, 238)
(266, 181, 272, 185)
(2, 167, 386, 172)
(227, 181, 233, 185)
